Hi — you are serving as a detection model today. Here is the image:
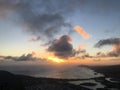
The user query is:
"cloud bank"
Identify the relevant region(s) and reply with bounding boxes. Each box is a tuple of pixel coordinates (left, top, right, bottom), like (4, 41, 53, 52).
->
(1, 53, 37, 61)
(95, 38, 120, 48)
(95, 38, 120, 57)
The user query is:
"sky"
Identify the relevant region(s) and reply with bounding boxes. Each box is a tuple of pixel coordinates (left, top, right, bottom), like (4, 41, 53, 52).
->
(0, 0, 120, 65)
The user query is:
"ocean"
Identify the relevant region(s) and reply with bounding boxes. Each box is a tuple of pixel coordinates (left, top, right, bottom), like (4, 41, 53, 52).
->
(0, 64, 103, 79)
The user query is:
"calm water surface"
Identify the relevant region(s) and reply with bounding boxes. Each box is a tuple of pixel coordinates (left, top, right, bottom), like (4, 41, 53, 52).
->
(0, 65, 103, 79)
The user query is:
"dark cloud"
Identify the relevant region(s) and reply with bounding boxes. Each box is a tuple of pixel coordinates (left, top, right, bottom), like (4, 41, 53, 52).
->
(0, 0, 75, 42)
(28, 36, 41, 42)
(4, 56, 16, 60)
(95, 38, 120, 57)
(75, 49, 92, 59)
(21, 13, 71, 40)
(1, 0, 120, 43)
(95, 38, 120, 48)
(47, 35, 74, 58)
(17, 1, 74, 41)
(16, 53, 37, 61)
(41, 41, 53, 46)
(1, 53, 37, 61)
(47, 35, 91, 59)
(96, 52, 106, 57)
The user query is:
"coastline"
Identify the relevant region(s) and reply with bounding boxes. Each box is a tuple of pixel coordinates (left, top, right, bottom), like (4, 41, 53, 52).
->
(0, 70, 91, 90)
(88, 65, 120, 90)
(1, 65, 120, 90)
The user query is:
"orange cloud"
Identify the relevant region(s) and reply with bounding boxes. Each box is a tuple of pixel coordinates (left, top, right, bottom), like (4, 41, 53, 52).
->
(112, 44, 120, 52)
(108, 44, 120, 57)
(32, 51, 36, 55)
(74, 26, 90, 39)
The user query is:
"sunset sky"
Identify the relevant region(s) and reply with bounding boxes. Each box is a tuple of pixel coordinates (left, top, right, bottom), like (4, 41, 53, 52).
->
(0, 0, 120, 65)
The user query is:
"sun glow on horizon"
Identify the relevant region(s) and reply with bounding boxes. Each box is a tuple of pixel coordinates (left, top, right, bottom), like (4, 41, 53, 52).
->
(48, 56, 65, 63)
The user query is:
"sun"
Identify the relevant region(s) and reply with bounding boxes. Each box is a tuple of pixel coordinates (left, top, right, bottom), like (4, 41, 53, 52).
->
(48, 56, 64, 63)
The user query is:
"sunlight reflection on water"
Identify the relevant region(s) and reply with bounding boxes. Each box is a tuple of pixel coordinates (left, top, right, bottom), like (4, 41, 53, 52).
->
(34, 66, 103, 79)
(0, 65, 103, 79)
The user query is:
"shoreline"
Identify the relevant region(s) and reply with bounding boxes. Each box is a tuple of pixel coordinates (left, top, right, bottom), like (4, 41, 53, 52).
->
(0, 70, 93, 90)
(1, 64, 120, 90)
(87, 65, 120, 90)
